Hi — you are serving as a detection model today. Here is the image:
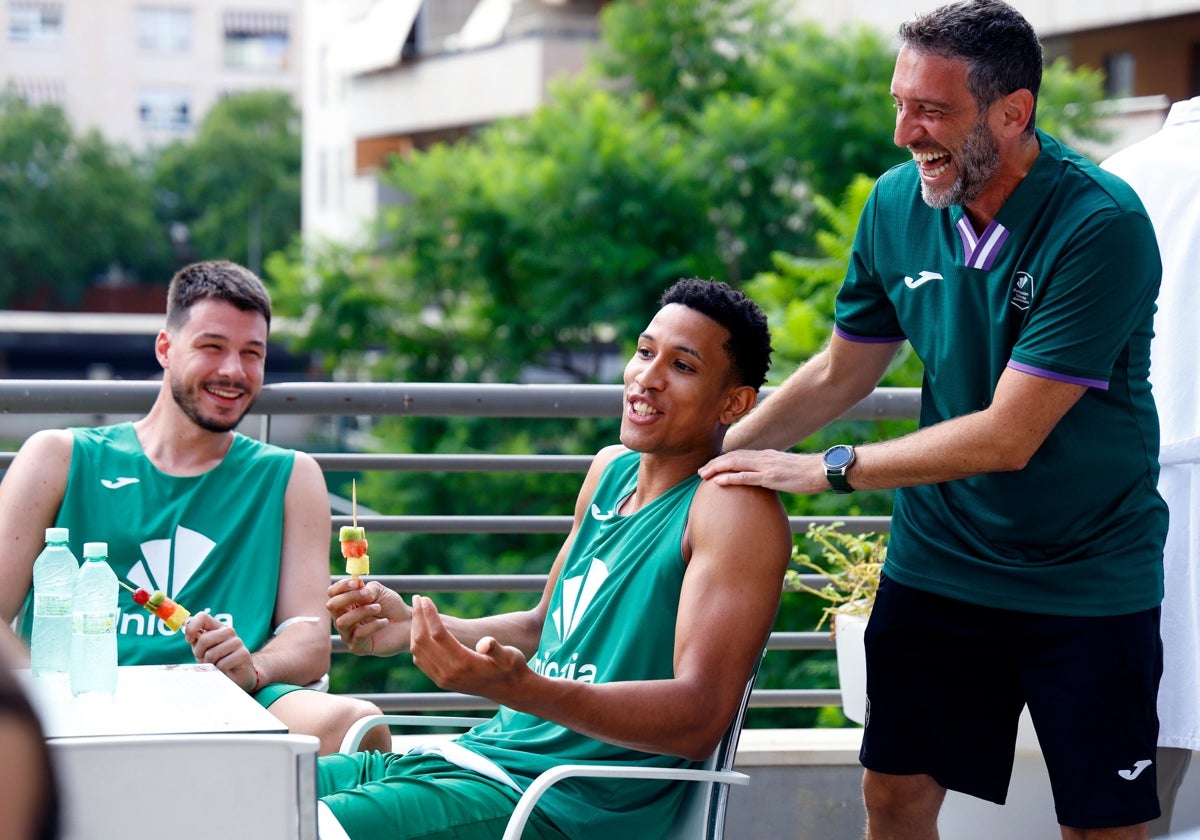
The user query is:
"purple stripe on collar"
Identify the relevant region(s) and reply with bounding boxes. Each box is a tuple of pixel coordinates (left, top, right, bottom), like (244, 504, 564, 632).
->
(1007, 359, 1108, 390)
(956, 217, 1010, 270)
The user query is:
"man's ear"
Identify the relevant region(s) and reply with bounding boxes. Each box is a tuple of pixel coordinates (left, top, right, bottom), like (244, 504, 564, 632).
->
(720, 385, 758, 425)
(998, 88, 1035, 138)
(154, 329, 172, 369)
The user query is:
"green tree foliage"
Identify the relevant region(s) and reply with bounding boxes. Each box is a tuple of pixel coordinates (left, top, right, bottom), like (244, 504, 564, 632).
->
(594, 0, 787, 123)
(152, 91, 300, 276)
(1036, 57, 1112, 151)
(0, 93, 171, 307)
(747, 174, 921, 387)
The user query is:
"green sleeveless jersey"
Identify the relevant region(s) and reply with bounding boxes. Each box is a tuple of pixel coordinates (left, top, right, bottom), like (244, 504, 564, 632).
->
(835, 130, 1166, 615)
(458, 449, 702, 838)
(18, 423, 294, 664)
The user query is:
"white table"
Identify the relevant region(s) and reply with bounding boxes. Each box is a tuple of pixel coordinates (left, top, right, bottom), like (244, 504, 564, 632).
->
(18, 664, 316, 840)
(19, 663, 288, 738)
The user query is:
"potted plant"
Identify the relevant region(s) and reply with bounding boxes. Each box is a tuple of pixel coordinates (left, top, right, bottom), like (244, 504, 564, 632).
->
(786, 522, 887, 725)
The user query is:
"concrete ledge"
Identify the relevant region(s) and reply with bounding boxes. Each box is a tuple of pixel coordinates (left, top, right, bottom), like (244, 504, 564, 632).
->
(736, 726, 863, 767)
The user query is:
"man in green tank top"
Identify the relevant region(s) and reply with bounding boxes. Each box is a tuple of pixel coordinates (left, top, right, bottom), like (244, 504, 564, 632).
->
(0, 260, 389, 754)
(319, 279, 792, 839)
(701, 2, 1165, 838)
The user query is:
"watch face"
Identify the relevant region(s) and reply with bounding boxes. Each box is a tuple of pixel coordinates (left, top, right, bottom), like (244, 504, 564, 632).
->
(825, 446, 854, 469)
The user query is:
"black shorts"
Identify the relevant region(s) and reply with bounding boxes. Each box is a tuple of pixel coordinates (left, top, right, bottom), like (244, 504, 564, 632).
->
(859, 574, 1162, 829)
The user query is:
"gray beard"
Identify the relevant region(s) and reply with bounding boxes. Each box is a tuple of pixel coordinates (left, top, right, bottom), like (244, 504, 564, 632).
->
(919, 117, 1000, 209)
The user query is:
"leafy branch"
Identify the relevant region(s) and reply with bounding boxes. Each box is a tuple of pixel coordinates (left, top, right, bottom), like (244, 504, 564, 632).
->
(785, 522, 886, 631)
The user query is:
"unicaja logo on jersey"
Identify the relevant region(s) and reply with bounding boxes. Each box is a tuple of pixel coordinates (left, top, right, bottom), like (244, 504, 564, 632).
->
(121, 525, 214, 636)
(552, 559, 608, 642)
(531, 558, 607, 684)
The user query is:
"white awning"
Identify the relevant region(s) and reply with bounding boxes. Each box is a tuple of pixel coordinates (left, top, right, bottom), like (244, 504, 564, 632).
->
(330, 0, 423, 76)
(444, 0, 512, 52)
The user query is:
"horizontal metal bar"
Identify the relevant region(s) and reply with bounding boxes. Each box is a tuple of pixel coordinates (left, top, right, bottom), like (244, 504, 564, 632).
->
(336, 574, 549, 593)
(750, 689, 843, 709)
(347, 688, 846, 713)
(768, 632, 835, 651)
(329, 515, 892, 535)
(333, 515, 575, 534)
(0, 380, 920, 420)
(336, 574, 838, 594)
(314, 454, 595, 472)
(331, 630, 834, 654)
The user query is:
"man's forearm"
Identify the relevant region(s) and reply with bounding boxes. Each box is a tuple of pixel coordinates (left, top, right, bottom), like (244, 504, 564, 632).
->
(254, 624, 332, 686)
(725, 365, 862, 452)
(439, 610, 544, 659)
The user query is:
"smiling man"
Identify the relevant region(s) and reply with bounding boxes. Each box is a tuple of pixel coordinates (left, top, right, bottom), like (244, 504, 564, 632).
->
(320, 278, 791, 840)
(0, 260, 388, 754)
(700, 1, 1166, 838)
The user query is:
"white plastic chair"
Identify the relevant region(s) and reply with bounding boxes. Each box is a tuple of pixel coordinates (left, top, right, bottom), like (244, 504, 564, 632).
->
(325, 666, 759, 840)
(50, 732, 320, 839)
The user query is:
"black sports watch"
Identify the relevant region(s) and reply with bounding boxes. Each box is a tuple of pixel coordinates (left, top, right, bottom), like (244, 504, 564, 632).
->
(822, 444, 857, 494)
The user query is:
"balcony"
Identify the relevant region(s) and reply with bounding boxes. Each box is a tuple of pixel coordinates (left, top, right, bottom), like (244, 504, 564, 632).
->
(5, 379, 1198, 838)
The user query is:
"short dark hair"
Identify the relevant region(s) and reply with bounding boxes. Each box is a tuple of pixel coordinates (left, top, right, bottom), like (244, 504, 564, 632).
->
(899, 0, 1042, 136)
(659, 278, 772, 392)
(165, 260, 272, 330)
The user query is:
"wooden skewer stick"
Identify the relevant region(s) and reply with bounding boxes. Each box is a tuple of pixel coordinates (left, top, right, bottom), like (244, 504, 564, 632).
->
(351, 478, 362, 581)
(117, 580, 137, 594)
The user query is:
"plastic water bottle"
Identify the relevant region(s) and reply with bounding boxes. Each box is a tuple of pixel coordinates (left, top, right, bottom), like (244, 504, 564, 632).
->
(30, 527, 80, 678)
(69, 542, 118, 697)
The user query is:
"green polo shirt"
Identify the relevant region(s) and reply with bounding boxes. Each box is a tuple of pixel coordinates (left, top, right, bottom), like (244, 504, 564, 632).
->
(835, 130, 1166, 616)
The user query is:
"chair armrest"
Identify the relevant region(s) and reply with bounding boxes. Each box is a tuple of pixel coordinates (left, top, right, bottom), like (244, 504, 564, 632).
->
(338, 713, 491, 753)
(501, 765, 750, 840)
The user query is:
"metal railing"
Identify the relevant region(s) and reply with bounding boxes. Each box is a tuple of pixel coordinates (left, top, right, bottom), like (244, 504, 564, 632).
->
(0, 379, 919, 713)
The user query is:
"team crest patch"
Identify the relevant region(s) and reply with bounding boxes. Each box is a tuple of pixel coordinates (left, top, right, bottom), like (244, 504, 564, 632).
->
(1010, 271, 1034, 311)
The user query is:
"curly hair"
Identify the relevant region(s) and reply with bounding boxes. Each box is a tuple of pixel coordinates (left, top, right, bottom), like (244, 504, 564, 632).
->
(659, 278, 772, 392)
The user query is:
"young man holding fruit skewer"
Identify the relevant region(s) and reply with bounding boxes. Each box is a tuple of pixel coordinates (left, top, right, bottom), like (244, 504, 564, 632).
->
(320, 278, 792, 840)
(0, 260, 390, 754)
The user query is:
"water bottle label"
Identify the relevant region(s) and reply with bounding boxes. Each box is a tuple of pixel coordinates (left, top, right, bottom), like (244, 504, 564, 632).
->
(34, 594, 72, 617)
(73, 611, 117, 635)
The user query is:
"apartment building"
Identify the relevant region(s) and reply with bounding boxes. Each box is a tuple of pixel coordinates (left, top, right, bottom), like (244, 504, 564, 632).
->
(302, 0, 606, 243)
(0, 0, 302, 151)
(303, 0, 1200, 245)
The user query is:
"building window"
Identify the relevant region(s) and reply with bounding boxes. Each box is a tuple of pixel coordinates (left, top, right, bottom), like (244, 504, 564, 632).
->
(8, 1, 63, 43)
(1104, 51, 1136, 98)
(138, 89, 191, 131)
(6, 76, 66, 105)
(223, 11, 290, 70)
(137, 6, 192, 52)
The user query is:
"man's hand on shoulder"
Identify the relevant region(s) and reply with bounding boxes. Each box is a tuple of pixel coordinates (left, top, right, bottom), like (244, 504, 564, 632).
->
(699, 448, 828, 495)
